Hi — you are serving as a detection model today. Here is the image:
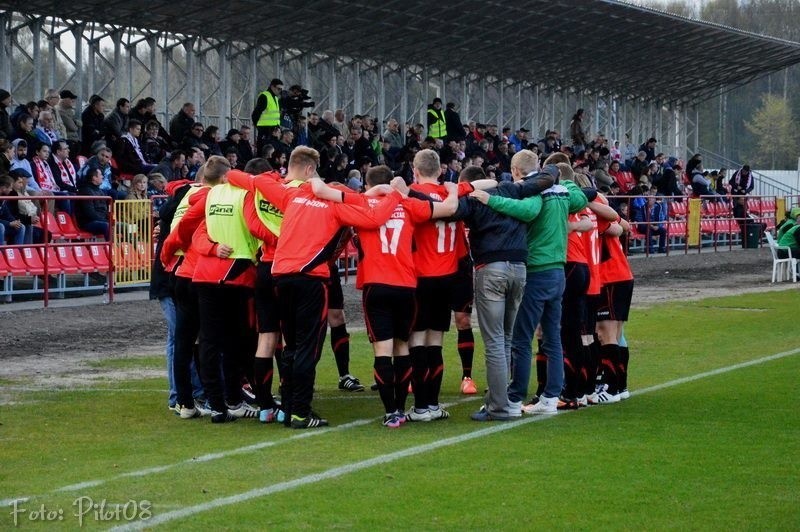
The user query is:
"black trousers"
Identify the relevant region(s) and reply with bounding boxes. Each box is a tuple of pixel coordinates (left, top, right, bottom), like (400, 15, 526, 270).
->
(173, 275, 200, 408)
(196, 283, 256, 413)
(275, 275, 328, 419)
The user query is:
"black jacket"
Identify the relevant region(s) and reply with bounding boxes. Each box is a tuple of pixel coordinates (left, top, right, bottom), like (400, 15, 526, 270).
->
(0, 105, 11, 139)
(444, 108, 465, 141)
(81, 107, 105, 155)
(149, 184, 190, 300)
(76, 182, 110, 226)
(451, 190, 528, 266)
(168, 111, 195, 147)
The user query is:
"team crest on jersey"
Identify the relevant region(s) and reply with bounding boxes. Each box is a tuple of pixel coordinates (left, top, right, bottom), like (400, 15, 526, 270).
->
(208, 204, 234, 216)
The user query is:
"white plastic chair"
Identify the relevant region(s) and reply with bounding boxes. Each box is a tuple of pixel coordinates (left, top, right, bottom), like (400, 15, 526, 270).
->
(765, 231, 797, 283)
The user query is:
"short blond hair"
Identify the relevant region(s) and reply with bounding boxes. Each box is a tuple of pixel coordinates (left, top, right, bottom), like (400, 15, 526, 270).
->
(204, 155, 231, 183)
(556, 163, 575, 182)
(510, 150, 539, 176)
(288, 146, 320, 169)
(413, 149, 441, 178)
(543, 152, 570, 166)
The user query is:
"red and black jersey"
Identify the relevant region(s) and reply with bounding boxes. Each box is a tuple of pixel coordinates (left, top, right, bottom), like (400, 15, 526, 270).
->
(229, 171, 401, 279)
(161, 186, 211, 279)
(355, 197, 433, 289)
(582, 208, 601, 296)
(409, 181, 472, 277)
(566, 210, 589, 265)
(597, 216, 634, 285)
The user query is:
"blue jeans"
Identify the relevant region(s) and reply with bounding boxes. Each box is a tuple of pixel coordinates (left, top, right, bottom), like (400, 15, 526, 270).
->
(474, 261, 526, 417)
(0, 220, 26, 245)
(159, 296, 203, 407)
(508, 268, 566, 402)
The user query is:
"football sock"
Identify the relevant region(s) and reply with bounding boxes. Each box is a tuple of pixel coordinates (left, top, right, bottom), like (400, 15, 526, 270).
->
(393, 355, 412, 413)
(587, 340, 601, 396)
(619, 346, 630, 391)
(456, 328, 474, 379)
(373, 356, 395, 414)
(600, 343, 620, 394)
(410, 345, 428, 410)
(427, 345, 444, 407)
(330, 324, 350, 377)
(253, 357, 276, 409)
(535, 340, 547, 397)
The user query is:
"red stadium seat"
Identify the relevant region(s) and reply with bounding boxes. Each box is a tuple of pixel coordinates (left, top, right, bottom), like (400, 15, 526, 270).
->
(21, 247, 47, 275)
(73, 245, 98, 272)
(38, 211, 70, 240)
(0, 250, 10, 276)
(56, 211, 94, 240)
(53, 246, 80, 274)
(2, 248, 29, 275)
(89, 244, 110, 272)
(668, 222, 686, 236)
(669, 201, 687, 218)
(134, 241, 150, 269)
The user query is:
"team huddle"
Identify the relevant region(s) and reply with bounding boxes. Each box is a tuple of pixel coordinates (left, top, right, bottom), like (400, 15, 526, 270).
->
(158, 145, 634, 428)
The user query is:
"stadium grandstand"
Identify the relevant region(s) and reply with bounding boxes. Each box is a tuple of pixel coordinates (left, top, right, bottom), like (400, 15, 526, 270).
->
(1, 0, 800, 304)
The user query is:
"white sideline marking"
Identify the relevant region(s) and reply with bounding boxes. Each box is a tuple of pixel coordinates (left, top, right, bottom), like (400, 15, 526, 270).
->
(0, 397, 475, 507)
(109, 346, 800, 531)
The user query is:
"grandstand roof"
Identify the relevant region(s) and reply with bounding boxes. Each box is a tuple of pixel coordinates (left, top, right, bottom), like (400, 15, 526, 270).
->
(4, 0, 800, 103)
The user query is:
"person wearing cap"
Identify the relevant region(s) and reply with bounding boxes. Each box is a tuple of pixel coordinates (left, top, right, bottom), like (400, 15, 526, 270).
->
(508, 128, 529, 152)
(426, 97, 447, 140)
(252, 78, 284, 155)
(57, 89, 81, 145)
(444, 102, 465, 142)
(81, 95, 106, 156)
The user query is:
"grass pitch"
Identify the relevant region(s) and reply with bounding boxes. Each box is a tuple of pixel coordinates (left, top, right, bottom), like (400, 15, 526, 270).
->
(1, 289, 799, 530)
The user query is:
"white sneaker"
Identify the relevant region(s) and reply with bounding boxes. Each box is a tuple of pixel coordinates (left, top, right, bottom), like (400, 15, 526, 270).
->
(523, 395, 558, 415)
(428, 407, 450, 420)
(179, 404, 200, 419)
(618, 389, 631, 400)
(596, 390, 621, 404)
(405, 408, 432, 422)
(576, 395, 588, 407)
(227, 402, 260, 419)
(507, 401, 522, 417)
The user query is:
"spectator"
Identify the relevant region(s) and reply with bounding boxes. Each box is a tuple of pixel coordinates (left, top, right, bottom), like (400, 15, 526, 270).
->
(252, 78, 283, 154)
(142, 120, 167, 164)
(690, 162, 715, 197)
(0, 138, 12, 174)
(200, 125, 222, 157)
(685, 153, 702, 179)
(639, 137, 657, 162)
(147, 172, 168, 215)
(168, 102, 196, 147)
(186, 148, 205, 180)
(333, 109, 347, 134)
(56, 89, 81, 147)
(729, 165, 754, 195)
(275, 128, 294, 157)
(12, 114, 41, 154)
(776, 208, 800, 259)
(149, 150, 186, 181)
(569, 108, 587, 151)
(0, 89, 12, 139)
(103, 97, 130, 143)
(623, 133, 637, 166)
(9, 139, 37, 194)
(237, 125, 254, 164)
(114, 119, 156, 175)
(30, 144, 60, 193)
(609, 160, 636, 193)
(383, 118, 403, 151)
(81, 95, 106, 156)
(593, 160, 614, 188)
(656, 166, 683, 198)
(294, 115, 310, 147)
(76, 167, 111, 240)
(630, 150, 649, 182)
(42, 89, 67, 140)
(10, 101, 39, 132)
(219, 128, 241, 158)
(267, 149, 287, 174)
(444, 102, 465, 142)
(714, 167, 729, 196)
(610, 139, 621, 161)
(635, 190, 668, 253)
(224, 147, 241, 170)
(49, 140, 79, 194)
(8, 171, 41, 244)
(0, 174, 27, 245)
(181, 122, 208, 153)
(508, 128, 529, 152)
(427, 97, 447, 140)
(77, 145, 126, 199)
(323, 153, 348, 184)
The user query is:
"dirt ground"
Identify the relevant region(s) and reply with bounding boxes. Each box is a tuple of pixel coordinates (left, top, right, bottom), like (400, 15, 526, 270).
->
(0, 247, 795, 389)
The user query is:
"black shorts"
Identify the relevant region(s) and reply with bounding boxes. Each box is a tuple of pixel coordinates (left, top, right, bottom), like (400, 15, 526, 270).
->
(363, 284, 416, 343)
(328, 262, 344, 310)
(255, 261, 280, 333)
(414, 275, 456, 332)
(562, 262, 590, 335)
(596, 279, 634, 323)
(449, 257, 474, 314)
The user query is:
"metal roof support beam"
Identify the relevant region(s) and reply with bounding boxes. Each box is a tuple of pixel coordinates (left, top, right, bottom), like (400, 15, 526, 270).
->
(400, 67, 408, 133)
(185, 39, 197, 115)
(377, 65, 386, 129)
(219, 42, 231, 131)
(31, 16, 41, 99)
(0, 12, 9, 90)
(353, 61, 362, 119)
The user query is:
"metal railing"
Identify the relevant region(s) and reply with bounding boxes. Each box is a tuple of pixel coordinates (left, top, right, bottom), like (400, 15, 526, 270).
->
(697, 147, 799, 197)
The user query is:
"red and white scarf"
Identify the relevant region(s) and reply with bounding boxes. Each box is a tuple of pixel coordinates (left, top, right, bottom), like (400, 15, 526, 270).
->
(33, 157, 58, 192)
(55, 157, 77, 188)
